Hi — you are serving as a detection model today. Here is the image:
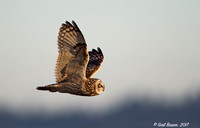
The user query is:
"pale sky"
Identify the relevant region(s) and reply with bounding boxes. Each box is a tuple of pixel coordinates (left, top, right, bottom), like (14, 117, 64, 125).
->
(0, 0, 200, 116)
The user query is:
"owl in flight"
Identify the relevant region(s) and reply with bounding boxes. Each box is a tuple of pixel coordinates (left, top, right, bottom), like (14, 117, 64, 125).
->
(37, 21, 104, 96)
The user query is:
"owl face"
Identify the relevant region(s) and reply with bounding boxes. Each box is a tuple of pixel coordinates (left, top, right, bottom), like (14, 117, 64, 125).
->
(94, 80, 105, 95)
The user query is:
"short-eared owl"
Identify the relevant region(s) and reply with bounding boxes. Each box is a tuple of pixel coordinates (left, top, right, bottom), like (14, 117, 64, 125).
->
(37, 21, 104, 96)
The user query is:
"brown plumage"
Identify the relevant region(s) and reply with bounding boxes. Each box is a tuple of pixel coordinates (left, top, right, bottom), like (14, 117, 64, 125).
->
(37, 21, 104, 96)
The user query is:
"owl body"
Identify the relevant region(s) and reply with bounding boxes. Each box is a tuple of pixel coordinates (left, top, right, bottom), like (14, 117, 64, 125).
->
(37, 20, 105, 96)
(39, 78, 104, 96)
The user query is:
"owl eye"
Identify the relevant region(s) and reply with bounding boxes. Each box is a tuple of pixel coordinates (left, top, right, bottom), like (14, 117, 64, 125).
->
(98, 84, 102, 88)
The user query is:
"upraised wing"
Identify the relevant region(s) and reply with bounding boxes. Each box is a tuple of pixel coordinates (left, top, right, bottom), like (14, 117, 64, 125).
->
(55, 21, 89, 83)
(86, 47, 104, 78)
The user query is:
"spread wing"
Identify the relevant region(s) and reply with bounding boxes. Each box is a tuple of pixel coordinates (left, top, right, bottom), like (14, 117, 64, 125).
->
(86, 47, 104, 78)
(55, 21, 89, 83)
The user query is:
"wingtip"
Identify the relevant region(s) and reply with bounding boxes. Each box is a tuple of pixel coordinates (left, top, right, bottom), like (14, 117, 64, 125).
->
(71, 20, 82, 32)
(92, 49, 98, 53)
(97, 47, 101, 52)
(72, 20, 75, 24)
(98, 47, 104, 59)
(65, 20, 73, 27)
(97, 47, 103, 55)
(72, 20, 77, 27)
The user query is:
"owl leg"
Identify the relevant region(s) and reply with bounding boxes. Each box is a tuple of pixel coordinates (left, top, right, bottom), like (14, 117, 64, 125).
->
(36, 84, 61, 92)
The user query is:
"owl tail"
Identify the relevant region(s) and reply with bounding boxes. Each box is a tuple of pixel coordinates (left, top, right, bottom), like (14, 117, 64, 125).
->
(36, 84, 60, 92)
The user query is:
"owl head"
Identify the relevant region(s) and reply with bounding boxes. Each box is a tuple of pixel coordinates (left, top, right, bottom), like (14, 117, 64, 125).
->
(86, 78, 105, 96)
(94, 79, 105, 95)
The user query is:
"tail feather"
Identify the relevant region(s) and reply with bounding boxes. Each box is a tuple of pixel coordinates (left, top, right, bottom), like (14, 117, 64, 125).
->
(36, 84, 59, 92)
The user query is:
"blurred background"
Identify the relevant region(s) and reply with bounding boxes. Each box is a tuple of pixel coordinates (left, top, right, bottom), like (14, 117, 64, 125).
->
(0, 0, 200, 127)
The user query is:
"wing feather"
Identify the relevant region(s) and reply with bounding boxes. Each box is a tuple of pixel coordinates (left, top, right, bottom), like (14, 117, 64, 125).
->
(55, 21, 89, 83)
(86, 47, 104, 78)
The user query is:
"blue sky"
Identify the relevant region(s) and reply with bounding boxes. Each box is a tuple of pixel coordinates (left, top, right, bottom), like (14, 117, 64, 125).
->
(0, 0, 200, 117)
